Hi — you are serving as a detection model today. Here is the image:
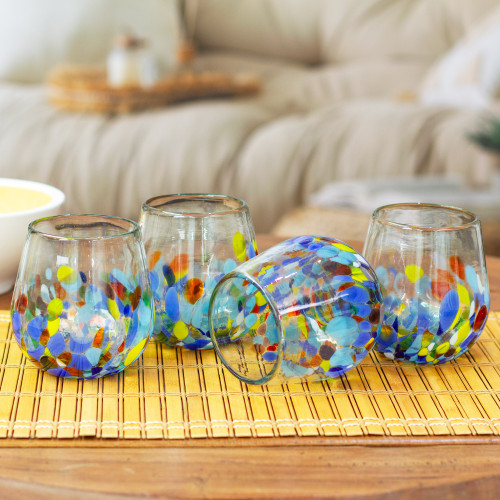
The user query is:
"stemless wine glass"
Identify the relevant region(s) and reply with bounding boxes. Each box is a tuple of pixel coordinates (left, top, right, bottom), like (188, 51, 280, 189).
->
(140, 194, 257, 349)
(363, 203, 490, 365)
(11, 215, 154, 378)
(209, 236, 382, 385)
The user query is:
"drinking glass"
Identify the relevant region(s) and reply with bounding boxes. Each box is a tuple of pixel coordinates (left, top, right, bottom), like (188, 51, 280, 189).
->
(140, 194, 257, 349)
(11, 215, 154, 378)
(209, 236, 382, 385)
(363, 203, 490, 364)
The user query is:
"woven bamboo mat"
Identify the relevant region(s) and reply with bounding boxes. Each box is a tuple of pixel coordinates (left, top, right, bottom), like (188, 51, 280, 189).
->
(0, 310, 499, 441)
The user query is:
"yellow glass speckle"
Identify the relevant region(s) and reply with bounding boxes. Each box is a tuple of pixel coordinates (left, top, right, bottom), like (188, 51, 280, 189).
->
(124, 338, 148, 366)
(457, 283, 471, 306)
(57, 265, 77, 284)
(405, 265, 424, 283)
(457, 321, 471, 344)
(449, 308, 461, 332)
(233, 232, 247, 262)
(351, 268, 366, 282)
(332, 242, 356, 253)
(297, 315, 308, 337)
(108, 298, 120, 320)
(47, 318, 60, 335)
(435, 342, 450, 356)
(47, 298, 63, 318)
(173, 321, 189, 340)
(258, 264, 276, 277)
(320, 360, 330, 372)
(255, 291, 267, 306)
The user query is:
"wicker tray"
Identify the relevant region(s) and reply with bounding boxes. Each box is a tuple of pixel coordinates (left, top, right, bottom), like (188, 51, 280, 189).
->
(47, 66, 260, 113)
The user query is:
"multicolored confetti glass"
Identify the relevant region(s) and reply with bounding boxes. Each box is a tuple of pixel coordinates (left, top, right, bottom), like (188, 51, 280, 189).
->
(363, 203, 490, 365)
(11, 215, 154, 378)
(140, 194, 257, 350)
(209, 236, 382, 385)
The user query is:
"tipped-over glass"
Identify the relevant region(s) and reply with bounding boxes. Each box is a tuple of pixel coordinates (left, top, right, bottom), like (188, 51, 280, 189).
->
(209, 236, 382, 384)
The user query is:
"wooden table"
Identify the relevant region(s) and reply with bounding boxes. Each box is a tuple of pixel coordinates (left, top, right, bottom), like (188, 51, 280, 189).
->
(0, 234, 499, 499)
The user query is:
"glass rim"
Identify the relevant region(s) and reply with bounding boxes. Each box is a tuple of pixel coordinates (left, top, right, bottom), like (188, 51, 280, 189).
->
(372, 203, 479, 231)
(142, 193, 248, 218)
(28, 214, 140, 241)
(209, 270, 283, 385)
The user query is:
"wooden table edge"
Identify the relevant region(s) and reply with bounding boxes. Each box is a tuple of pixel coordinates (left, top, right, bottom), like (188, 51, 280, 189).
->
(0, 434, 498, 448)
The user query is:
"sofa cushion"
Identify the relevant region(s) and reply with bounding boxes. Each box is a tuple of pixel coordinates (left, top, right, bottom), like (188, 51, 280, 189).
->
(189, 0, 499, 65)
(420, 6, 500, 109)
(0, 52, 486, 232)
(0, 0, 181, 83)
(195, 52, 428, 111)
(228, 100, 483, 230)
(320, 0, 499, 64)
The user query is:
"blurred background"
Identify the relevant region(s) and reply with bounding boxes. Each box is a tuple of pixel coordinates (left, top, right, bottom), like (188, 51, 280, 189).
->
(0, 0, 499, 253)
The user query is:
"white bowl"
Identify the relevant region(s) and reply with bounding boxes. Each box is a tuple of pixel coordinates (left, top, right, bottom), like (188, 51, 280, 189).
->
(0, 178, 65, 294)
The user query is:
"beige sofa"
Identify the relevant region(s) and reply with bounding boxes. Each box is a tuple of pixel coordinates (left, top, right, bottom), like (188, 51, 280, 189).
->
(0, 0, 498, 231)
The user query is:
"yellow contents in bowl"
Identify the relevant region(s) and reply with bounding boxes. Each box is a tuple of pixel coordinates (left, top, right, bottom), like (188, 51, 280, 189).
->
(0, 186, 52, 214)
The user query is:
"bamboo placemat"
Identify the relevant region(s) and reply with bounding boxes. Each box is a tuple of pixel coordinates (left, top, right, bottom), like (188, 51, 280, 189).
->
(0, 310, 499, 441)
